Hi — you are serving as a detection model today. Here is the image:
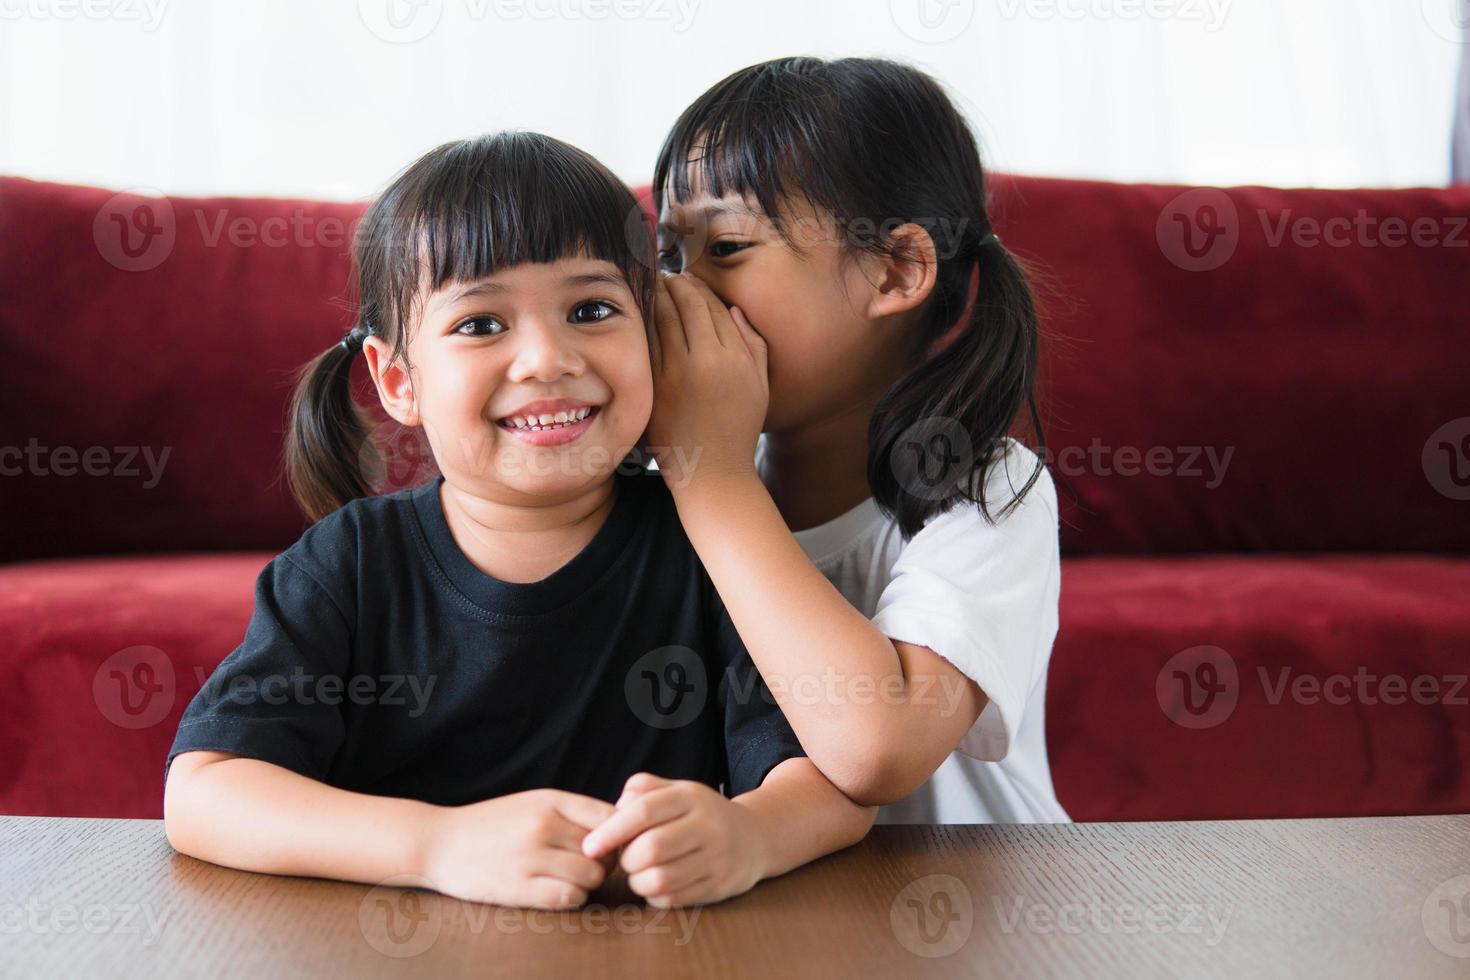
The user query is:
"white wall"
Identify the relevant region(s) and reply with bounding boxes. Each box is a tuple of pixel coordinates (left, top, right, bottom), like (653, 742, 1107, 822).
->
(0, 0, 1463, 198)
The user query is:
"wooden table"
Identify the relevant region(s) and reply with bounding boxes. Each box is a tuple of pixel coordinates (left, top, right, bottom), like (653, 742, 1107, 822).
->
(2, 814, 1468, 978)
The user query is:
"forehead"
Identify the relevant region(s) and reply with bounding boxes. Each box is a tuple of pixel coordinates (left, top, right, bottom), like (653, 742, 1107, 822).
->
(657, 191, 766, 230)
(422, 257, 630, 312)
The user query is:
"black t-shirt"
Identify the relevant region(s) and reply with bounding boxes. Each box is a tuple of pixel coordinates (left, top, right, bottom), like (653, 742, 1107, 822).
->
(166, 469, 803, 805)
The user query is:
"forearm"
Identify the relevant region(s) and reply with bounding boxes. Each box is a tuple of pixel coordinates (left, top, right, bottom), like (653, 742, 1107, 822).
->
(732, 757, 876, 880)
(164, 751, 440, 885)
(676, 475, 909, 741)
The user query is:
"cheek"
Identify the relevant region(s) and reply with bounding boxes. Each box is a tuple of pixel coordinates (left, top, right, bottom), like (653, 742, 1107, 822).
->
(416, 352, 493, 421)
(599, 331, 654, 433)
(729, 271, 854, 390)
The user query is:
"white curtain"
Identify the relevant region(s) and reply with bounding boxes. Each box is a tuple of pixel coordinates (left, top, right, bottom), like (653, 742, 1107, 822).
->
(0, 0, 1461, 197)
(1456, 13, 1470, 182)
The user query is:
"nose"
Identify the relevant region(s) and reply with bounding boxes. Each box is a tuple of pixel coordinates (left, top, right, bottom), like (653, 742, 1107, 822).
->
(505, 318, 585, 384)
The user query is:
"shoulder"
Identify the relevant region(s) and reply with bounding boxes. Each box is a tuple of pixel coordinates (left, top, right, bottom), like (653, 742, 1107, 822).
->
(972, 439, 1057, 522)
(899, 440, 1058, 566)
(276, 481, 426, 596)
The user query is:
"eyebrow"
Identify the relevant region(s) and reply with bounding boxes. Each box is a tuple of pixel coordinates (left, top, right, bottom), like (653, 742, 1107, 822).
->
(429, 270, 628, 312)
(657, 201, 762, 235)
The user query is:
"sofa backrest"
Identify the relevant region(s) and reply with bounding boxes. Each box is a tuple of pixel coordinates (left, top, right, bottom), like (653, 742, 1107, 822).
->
(2, 174, 1466, 561)
(1, 178, 365, 561)
(988, 175, 1469, 554)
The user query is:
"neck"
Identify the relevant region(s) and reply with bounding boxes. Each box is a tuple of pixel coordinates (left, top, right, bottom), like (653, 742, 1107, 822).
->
(438, 477, 616, 584)
(760, 390, 883, 533)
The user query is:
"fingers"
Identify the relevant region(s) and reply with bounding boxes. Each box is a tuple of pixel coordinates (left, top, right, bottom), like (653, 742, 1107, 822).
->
(728, 305, 767, 375)
(628, 852, 710, 902)
(663, 273, 718, 352)
(645, 880, 716, 909)
(618, 815, 704, 875)
(617, 771, 671, 805)
(581, 784, 689, 859)
(652, 276, 685, 361)
(523, 876, 590, 910)
(550, 791, 618, 834)
(528, 847, 609, 893)
(673, 273, 739, 351)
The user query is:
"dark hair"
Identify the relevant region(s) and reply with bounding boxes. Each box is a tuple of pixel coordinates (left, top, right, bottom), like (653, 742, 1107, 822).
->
(285, 131, 655, 522)
(653, 57, 1045, 539)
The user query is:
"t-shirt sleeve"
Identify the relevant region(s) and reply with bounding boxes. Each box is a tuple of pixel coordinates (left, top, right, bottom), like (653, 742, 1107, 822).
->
(871, 453, 1061, 763)
(165, 552, 352, 784)
(710, 591, 808, 797)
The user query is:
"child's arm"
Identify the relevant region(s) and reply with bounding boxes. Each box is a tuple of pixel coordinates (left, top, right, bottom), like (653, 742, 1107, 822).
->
(649, 273, 990, 806)
(165, 750, 616, 909)
(580, 759, 876, 907)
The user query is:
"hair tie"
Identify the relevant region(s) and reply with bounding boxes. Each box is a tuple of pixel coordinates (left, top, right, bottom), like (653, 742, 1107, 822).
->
(338, 325, 368, 354)
(976, 231, 1002, 250)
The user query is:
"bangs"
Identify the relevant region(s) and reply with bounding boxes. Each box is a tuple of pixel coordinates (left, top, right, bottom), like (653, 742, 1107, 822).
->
(652, 57, 845, 235)
(358, 132, 654, 345)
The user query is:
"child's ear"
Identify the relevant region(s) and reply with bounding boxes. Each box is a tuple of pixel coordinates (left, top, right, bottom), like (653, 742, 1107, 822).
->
(865, 223, 938, 320)
(362, 336, 420, 427)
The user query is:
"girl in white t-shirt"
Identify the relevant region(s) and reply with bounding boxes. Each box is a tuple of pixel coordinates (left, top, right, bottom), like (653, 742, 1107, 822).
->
(644, 56, 1070, 824)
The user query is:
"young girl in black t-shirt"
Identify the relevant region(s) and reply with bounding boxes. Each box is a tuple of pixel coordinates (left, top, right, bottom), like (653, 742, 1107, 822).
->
(163, 132, 873, 911)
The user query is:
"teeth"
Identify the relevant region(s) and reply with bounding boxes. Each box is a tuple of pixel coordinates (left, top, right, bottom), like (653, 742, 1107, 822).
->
(501, 406, 595, 430)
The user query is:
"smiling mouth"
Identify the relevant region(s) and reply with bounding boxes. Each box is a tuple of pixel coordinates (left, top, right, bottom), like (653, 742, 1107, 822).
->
(496, 406, 600, 432)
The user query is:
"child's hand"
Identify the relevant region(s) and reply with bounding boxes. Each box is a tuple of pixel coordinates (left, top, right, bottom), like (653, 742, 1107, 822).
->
(579, 772, 767, 907)
(647, 272, 769, 491)
(422, 789, 616, 909)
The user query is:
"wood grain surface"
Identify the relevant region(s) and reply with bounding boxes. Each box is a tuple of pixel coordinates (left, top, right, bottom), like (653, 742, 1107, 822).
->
(2, 815, 1468, 978)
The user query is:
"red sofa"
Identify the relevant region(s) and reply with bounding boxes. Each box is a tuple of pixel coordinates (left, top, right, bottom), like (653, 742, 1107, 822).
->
(3, 174, 1467, 821)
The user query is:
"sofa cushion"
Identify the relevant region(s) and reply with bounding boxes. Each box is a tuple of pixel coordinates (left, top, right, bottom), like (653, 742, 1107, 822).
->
(0, 553, 269, 818)
(1050, 555, 1470, 821)
(5, 550, 1467, 821)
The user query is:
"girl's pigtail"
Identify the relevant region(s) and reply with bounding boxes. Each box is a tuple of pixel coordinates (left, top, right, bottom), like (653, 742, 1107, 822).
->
(868, 234, 1045, 540)
(285, 328, 375, 523)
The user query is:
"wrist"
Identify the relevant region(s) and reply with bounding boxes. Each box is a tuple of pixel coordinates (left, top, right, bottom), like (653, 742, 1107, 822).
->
(412, 802, 454, 882)
(729, 796, 775, 884)
(667, 457, 762, 503)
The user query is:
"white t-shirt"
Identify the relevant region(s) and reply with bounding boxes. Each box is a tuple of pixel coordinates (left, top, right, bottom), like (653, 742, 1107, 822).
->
(767, 437, 1070, 825)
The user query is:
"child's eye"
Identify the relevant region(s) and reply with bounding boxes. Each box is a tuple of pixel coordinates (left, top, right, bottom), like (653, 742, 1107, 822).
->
(571, 300, 621, 324)
(454, 316, 505, 337)
(658, 246, 682, 273)
(709, 240, 750, 259)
